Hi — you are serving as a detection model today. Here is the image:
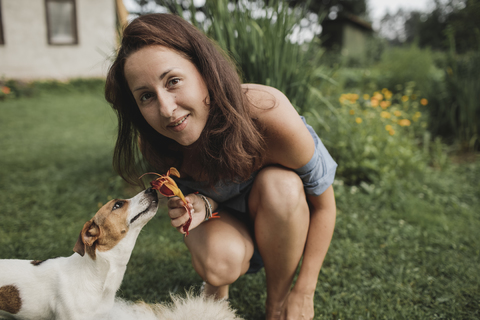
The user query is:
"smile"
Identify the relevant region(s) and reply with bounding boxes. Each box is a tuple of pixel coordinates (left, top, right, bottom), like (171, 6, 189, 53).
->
(170, 115, 188, 127)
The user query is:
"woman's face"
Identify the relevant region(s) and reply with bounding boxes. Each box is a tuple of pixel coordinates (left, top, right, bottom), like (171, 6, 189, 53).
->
(124, 45, 210, 146)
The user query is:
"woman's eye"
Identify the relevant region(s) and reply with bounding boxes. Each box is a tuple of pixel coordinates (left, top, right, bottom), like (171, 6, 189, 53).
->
(140, 93, 153, 102)
(113, 201, 124, 210)
(168, 78, 180, 87)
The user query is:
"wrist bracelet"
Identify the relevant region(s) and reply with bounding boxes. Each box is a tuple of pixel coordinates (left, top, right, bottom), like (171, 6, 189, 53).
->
(198, 194, 213, 221)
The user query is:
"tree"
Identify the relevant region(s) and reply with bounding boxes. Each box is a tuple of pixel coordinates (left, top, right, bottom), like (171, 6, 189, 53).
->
(380, 0, 480, 53)
(279, 0, 367, 17)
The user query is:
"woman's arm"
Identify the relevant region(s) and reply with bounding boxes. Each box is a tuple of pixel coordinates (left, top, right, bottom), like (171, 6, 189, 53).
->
(293, 186, 336, 292)
(279, 187, 336, 319)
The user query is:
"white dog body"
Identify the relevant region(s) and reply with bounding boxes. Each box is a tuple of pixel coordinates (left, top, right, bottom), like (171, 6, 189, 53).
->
(0, 255, 119, 319)
(0, 189, 159, 320)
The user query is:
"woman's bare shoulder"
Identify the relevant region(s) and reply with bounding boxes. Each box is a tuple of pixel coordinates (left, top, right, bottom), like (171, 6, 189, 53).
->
(242, 83, 288, 112)
(242, 84, 314, 168)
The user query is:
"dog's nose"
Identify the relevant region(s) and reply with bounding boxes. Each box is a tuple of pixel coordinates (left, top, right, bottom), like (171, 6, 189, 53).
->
(145, 187, 155, 194)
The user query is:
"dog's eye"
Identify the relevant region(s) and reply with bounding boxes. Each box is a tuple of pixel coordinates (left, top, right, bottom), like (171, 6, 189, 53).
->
(112, 201, 125, 210)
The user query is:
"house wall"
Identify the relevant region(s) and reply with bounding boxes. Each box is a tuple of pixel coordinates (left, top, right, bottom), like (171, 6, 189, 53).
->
(0, 0, 116, 80)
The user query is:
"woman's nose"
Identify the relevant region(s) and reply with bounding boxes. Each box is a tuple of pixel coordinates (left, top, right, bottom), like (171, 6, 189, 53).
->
(156, 93, 176, 118)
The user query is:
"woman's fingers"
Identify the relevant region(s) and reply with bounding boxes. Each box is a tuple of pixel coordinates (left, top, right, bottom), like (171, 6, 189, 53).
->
(167, 196, 194, 232)
(167, 197, 193, 217)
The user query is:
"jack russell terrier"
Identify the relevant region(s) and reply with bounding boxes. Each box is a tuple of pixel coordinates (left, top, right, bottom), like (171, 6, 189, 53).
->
(0, 188, 243, 320)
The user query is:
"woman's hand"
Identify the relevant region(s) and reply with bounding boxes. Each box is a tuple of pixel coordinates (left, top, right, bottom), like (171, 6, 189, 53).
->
(167, 193, 207, 234)
(280, 289, 314, 320)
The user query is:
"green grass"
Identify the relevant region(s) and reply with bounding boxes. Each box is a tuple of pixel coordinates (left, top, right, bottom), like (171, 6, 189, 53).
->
(0, 87, 479, 319)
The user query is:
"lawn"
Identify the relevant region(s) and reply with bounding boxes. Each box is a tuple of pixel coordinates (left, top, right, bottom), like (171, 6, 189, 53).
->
(0, 85, 479, 319)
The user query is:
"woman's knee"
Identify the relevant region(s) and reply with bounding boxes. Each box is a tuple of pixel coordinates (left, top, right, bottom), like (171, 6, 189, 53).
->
(191, 240, 247, 286)
(187, 216, 253, 286)
(250, 166, 307, 220)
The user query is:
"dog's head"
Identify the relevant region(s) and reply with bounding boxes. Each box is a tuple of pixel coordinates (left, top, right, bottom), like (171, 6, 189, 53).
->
(73, 188, 158, 259)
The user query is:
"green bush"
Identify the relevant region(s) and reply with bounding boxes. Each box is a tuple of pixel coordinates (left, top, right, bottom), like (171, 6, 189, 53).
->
(0, 78, 105, 101)
(0, 79, 35, 99)
(373, 44, 439, 95)
(306, 85, 435, 188)
(335, 43, 480, 150)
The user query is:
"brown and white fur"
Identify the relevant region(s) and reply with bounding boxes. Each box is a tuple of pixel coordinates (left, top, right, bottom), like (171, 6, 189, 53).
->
(0, 188, 159, 319)
(0, 188, 243, 320)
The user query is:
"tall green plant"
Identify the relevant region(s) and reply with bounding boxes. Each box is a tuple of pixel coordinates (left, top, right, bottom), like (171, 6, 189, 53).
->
(176, 0, 326, 113)
(427, 31, 480, 150)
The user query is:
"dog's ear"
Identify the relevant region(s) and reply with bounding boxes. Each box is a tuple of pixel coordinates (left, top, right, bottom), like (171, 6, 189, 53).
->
(73, 220, 101, 257)
(73, 231, 85, 256)
(83, 221, 101, 246)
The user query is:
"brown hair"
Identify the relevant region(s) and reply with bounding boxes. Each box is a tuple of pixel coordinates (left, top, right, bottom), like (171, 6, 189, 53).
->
(105, 13, 266, 186)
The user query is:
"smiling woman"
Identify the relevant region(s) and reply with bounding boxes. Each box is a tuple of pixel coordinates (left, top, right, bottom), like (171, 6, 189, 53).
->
(105, 13, 337, 319)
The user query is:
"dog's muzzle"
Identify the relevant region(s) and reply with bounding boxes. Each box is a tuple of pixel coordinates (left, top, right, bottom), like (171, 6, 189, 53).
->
(145, 187, 158, 202)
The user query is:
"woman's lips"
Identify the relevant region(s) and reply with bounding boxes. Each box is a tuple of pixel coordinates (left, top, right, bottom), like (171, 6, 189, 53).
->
(168, 115, 189, 132)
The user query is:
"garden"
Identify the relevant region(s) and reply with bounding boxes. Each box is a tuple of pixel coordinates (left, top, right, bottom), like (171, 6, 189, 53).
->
(0, 0, 479, 319)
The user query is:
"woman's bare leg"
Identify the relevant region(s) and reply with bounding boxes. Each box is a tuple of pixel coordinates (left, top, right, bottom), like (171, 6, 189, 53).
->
(249, 166, 310, 319)
(184, 211, 255, 300)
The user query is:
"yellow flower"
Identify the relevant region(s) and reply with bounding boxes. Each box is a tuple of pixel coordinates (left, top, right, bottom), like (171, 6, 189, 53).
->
(340, 93, 360, 104)
(1, 86, 11, 94)
(389, 129, 395, 135)
(374, 92, 384, 101)
(385, 125, 393, 131)
(363, 94, 370, 100)
(382, 88, 393, 100)
(349, 109, 355, 115)
(398, 119, 411, 126)
(420, 98, 428, 106)
(380, 101, 391, 109)
(394, 111, 402, 117)
(355, 117, 363, 124)
(401, 95, 409, 102)
(380, 111, 391, 119)
(371, 99, 379, 107)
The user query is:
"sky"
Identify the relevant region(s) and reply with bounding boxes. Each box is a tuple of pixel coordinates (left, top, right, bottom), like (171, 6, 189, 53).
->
(368, 0, 433, 29)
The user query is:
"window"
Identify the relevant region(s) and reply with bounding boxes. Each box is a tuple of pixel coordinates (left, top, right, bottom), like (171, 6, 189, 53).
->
(0, 0, 4, 45)
(45, 0, 78, 45)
